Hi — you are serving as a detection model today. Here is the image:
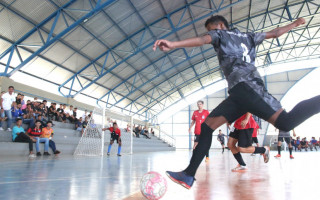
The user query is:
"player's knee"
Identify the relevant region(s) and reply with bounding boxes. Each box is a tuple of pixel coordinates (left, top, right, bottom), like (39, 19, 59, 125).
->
(274, 111, 293, 132)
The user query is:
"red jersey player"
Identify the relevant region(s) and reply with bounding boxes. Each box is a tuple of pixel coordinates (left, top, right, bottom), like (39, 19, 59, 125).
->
(189, 100, 210, 161)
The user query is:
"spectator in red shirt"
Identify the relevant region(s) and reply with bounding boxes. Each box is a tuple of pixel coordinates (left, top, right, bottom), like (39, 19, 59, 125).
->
(189, 100, 210, 162)
(227, 113, 269, 172)
(102, 122, 122, 156)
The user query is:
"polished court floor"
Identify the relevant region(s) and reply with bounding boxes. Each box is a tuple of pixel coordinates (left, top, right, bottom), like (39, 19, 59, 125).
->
(0, 150, 319, 200)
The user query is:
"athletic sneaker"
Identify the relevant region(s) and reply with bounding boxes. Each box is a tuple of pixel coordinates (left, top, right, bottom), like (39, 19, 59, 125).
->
(0, 127, 3, 131)
(107, 152, 110, 156)
(205, 157, 209, 162)
(290, 155, 294, 159)
(231, 164, 247, 172)
(7, 128, 12, 132)
(263, 146, 270, 163)
(36, 152, 42, 156)
(43, 152, 51, 156)
(274, 154, 281, 158)
(29, 154, 36, 158)
(117, 154, 121, 156)
(166, 171, 195, 189)
(251, 153, 255, 156)
(54, 150, 61, 155)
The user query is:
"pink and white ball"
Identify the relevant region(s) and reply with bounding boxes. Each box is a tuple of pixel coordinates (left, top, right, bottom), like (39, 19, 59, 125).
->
(140, 171, 167, 200)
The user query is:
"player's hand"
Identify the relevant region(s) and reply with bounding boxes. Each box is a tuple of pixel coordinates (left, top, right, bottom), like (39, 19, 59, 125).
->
(241, 119, 249, 128)
(153, 40, 174, 52)
(295, 18, 305, 26)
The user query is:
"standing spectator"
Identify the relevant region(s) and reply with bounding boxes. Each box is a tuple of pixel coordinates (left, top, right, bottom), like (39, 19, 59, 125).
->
(12, 118, 36, 158)
(0, 91, 6, 130)
(41, 121, 60, 155)
(27, 120, 50, 156)
(1, 86, 15, 131)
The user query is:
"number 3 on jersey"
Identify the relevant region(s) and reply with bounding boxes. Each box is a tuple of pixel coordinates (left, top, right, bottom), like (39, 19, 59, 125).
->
(241, 43, 251, 63)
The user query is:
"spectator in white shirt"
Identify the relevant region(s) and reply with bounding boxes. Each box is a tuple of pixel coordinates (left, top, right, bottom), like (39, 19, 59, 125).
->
(0, 86, 15, 131)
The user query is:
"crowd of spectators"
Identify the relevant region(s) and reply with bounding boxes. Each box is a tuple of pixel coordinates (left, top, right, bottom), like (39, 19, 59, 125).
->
(291, 136, 319, 151)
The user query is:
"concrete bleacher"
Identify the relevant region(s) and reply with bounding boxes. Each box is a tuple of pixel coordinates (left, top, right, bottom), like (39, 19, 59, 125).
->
(0, 121, 175, 156)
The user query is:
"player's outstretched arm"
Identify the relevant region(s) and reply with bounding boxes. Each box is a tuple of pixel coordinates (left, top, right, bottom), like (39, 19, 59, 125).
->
(153, 35, 212, 52)
(265, 18, 305, 39)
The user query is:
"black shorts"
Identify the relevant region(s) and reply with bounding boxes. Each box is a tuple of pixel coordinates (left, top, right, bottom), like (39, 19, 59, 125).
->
(252, 137, 258, 144)
(220, 141, 225, 145)
(229, 128, 254, 148)
(194, 135, 200, 142)
(208, 79, 282, 123)
(111, 133, 121, 143)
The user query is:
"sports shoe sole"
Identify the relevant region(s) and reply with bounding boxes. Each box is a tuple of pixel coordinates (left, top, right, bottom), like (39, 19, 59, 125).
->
(231, 168, 248, 173)
(264, 147, 270, 163)
(165, 172, 191, 190)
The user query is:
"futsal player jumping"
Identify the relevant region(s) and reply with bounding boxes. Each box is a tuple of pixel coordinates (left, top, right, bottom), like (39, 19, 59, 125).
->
(153, 15, 320, 189)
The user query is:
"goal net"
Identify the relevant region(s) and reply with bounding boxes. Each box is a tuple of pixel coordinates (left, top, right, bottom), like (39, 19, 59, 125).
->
(74, 107, 133, 156)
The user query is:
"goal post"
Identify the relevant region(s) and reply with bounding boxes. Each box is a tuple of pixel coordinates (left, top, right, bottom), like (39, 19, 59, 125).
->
(74, 107, 134, 156)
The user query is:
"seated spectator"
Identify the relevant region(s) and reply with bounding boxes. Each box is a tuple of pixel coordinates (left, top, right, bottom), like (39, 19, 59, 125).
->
(76, 117, 83, 131)
(135, 125, 141, 138)
(150, 128, 155, 135)
(73, 107, 78, 122)
(15, 93, 22, 105)
(310, 137, 317, 151)
(294, 137, 301, 151)
(300, 138, 308, 151)
(65, 105, 75, 123)
(27, 120, 50, 156)
(140, 126, 151, 139)
(48, 103, 58, 121)
(41, 121, 60, 155)
(36, 115, 47, 128)
(82, 110, 87, 122)
(81, 117, 89, 135)
(13, 102, 35, 129)
(11, 102, 23, 120)
(56, 104, 64, 122)
(12, 118, 36, 158)
(34, 103, 44, 118)
(42, 100, 49, 116)
(21, 94, 26, 110)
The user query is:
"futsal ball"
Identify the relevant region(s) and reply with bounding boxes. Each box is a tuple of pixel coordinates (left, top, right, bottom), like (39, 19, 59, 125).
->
(140, 171, 167, 200)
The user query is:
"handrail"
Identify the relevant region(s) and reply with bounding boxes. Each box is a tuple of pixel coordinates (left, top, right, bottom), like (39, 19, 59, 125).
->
(153, 128, 176, 147)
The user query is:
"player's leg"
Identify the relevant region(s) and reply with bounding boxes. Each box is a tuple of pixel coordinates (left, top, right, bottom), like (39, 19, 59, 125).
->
(166, 95, 245, 189)
(227, 131, 247, 172)
(117, 138, 122, 156)
(286, 138, 294, 159)
(237, 129, 270, 163)
(107, 140, 114, 155)
(275, 138, 283, 158)
(221, 141, 225, 153)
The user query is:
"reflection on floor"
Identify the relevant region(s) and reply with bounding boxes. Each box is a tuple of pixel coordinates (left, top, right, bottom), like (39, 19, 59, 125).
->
(0, 150, 319, 200)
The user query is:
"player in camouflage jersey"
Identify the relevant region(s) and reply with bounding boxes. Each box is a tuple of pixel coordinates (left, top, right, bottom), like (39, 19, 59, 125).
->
(153, 15, 320, 189)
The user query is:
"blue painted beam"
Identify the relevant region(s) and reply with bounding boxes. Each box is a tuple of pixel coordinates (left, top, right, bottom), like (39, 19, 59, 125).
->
(1, 0, 117, 77)
(58, 0, 244, 98)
